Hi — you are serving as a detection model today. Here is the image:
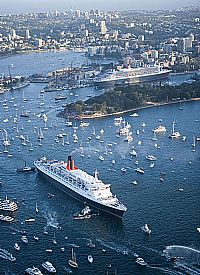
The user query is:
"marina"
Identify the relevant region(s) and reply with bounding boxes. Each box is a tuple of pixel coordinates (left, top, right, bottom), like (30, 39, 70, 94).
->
(0, 50, 199, 275)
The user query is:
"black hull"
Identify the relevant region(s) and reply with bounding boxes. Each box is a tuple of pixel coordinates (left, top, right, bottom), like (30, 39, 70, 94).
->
(36, 169, 125, 219)
(94, 72, 170, 87)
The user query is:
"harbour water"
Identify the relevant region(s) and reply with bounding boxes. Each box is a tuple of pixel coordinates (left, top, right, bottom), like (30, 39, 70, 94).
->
(0, 51, 200, 275)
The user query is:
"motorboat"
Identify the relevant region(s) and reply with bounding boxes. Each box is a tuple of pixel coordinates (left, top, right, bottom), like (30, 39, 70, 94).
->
(17, 162, 35, 172)
(68, 248, 78, 268)
(0, 214, 14, 222)
(25, 218, 36, 223)
(130, 148, 137, 157)
(141, 223, 151, 234)
(42, 261, 56, 273)
(73, 205, 92, 220)
(146, 155, 157, 161)
(130, 113, 139, 117)
(25, 266, 43, 275)
(0, 248, 16, 261)
(88, 255, 93, 263)
(21, 235, 28, 244)
(135, 257, 147, 266)
(14, 243, 20, 251)
(135, 168, 145, 174)
(80, 121, 90, 127)
(153, 125, 166, 133)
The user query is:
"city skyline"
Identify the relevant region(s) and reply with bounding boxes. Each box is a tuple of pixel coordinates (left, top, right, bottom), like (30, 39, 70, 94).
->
(1, 0, 200, 14)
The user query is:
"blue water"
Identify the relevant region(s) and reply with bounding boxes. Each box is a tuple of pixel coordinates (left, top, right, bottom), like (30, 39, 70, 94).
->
(0, 52, 200, 275)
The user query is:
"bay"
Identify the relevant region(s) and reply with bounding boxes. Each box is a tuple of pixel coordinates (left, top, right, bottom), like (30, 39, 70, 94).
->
(0, 51, 199, 275)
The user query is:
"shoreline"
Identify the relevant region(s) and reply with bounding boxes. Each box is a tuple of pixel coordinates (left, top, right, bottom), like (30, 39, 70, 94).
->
(79, 98, 200, 120)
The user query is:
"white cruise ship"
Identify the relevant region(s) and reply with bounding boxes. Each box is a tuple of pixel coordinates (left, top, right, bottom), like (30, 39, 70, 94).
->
(34, 156, 127, 218)
(94, 66, 171, 86)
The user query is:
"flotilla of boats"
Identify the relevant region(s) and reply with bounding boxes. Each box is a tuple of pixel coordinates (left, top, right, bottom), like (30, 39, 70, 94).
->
(0, 85, 199, 274)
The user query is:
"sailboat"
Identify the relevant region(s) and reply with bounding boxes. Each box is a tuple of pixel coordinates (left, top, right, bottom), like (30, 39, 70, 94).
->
(169, 120, 180, 138)
(2, 129, 11, 147)
(141, 223, 151, 234)
(68, 248, 78, 268)
(192, 135, 196, 152)
(52, 233, 57, 245)
(35, 203, 39, 213)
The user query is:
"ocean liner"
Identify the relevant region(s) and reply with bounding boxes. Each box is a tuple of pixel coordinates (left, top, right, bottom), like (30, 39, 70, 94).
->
(94, 66, 171, 86)
(34, 156, 127, 218)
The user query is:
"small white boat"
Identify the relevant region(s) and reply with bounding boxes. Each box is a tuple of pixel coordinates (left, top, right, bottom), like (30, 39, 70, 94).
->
(35, 203, 39, 213)
(25, 218, 36, 223)
(68, 248, 78, 268)
(135, 168, 145, 174)
(169, 120, 181, 138)
(130, 148, 137, 157)
(135, 257, 147, 266)
(141, 223, 151, 234)
(33, 236, 39, 241)
(99, 155, 104, 161)
(153, 125, 166, 133)
(21, 235, 28, 244)
(42, 261, 56, 273)
(14, 242, 20, 251)
(130, 113, 139, 117)
(25, 266, 43, 275)
(146, 155, 157, 161)
(197, 228, 200, 233)
(88, 255, 93, 263)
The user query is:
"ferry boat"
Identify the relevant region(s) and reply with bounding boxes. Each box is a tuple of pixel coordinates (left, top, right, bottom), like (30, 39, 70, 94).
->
(94, 66, 171, 86)
(34, 156, 127, 218)
(0, 197, 18, 212)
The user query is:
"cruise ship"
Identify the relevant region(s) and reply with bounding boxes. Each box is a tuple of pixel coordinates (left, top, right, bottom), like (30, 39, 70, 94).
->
(34, 156, 127, 218)
(94, 66, 171, 86)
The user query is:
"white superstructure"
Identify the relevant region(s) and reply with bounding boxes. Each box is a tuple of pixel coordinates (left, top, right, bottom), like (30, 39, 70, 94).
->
(34, 156, 127, 218)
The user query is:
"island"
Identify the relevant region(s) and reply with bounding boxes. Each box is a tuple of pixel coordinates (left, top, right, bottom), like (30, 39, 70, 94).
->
(59, 80, 200, 119)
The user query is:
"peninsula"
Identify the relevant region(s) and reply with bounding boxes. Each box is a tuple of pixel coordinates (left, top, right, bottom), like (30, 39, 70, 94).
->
(59, 80, 200, 119)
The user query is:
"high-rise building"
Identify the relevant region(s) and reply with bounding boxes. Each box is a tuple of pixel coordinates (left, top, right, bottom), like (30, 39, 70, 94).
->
(138, 35, 145, 43)
(75, 10, 81, 17)
(100, 21, 107, 35)
(10, 29, 17, 39)
(25, 29, 31, 40)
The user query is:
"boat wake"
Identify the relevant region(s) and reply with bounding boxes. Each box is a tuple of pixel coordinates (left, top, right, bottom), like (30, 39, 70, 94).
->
(163, 245, 200, 274)
(96, 239, 130, 255)
(42, 210, 59, 229)
(63, 266, 72, 273)
(0, 248, 16, 262)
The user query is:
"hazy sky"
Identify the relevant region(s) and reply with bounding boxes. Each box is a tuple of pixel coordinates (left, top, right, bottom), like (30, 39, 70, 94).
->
(1, 0, 199, 14)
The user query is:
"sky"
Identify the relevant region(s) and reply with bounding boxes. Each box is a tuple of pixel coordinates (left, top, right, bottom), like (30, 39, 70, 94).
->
(0, 0, 199, 14)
